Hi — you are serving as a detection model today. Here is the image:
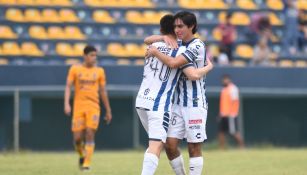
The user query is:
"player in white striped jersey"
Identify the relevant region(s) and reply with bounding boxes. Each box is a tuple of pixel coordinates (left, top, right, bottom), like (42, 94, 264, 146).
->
(147, 11, 210, 175)
(137, 14, 213, 175)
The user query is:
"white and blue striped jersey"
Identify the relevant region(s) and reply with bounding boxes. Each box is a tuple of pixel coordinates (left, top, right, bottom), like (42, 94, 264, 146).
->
(173, 38, 208, 108)
(136, 41, 186, 112)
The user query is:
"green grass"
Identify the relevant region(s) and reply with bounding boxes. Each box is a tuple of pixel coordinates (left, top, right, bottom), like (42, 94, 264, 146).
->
(0, 148, 307, 175)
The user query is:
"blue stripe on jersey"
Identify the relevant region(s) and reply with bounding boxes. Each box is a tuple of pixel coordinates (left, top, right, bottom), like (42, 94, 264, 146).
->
(176, 83, 180, 105)
(153, 48, 179, 111)
(164, 69, 180, 111)
(192, 81, 198, 107)
(183, 80, 188, 107)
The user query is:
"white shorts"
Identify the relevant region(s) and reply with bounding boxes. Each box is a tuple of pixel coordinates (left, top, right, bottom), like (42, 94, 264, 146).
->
(136, 108, 170, 143)
(168, 104, 207, 143)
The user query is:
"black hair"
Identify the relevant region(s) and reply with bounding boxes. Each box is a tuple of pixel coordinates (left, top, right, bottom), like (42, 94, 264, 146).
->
(174, 11, 198, 34)
(160, 14, 175, 35)
(83, 45, 97, 55)
(226, 13, 232, 19)
(222, 74, 231, 80)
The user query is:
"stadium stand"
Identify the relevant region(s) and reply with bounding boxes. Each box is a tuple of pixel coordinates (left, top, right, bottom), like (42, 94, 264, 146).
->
(0, 0, 306, 66)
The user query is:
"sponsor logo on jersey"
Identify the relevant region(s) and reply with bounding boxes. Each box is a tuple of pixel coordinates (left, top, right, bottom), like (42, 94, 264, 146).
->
(189, 125, 201, 130)
(137, 94, 155, 101)
(144, 88, 150, 95)
(189, 119, 202, 124)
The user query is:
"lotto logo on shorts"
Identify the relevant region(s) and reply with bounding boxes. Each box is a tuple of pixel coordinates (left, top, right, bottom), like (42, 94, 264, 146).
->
(189, 119, 202, 124)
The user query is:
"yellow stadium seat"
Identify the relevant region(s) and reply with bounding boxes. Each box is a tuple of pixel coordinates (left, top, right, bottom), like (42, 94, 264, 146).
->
(178, 0, 228, 9)
(56, 43, 75, 56)
(279, 60, 294, 67)
(232, 60, 246, 67)
(237, 0, 257, 10)
(59, 9, 79, 22)
(107, 43, 126, 57)
(73, 43, 87, 56)
(295, 60, 307, 67)
(42, 9, 61, 23)
(125, 43, 144, 57)
(135, 59, 144, 65)
(0, 46, 2, 55)
(48, 26, 66, 39)
(93, 10, 115, 23)
(236, 44, 254, 58)
(25, 9, 42, 22)
(269, 13, 283, 26)
(212, 27, 222, 41)
(117, 59, 131, 65)
(2, 42, 21, 55)
(298, 0, 307, 10)
(267, 0, 284, 10)
(21, 42, 44, 56)
(208, 44, 220, 57)
(29, 26, 48, 39)
(52, 0, 72, 6)
(64, 26, 85, 40)
(0, 26, 17, 39)
(0, 58, 9, 65)
(231, 12, 250, 25)
(0, 0, 16, 5)
(134, 0, 154, 8)
(6, 8, 24, 22)
(17, 0, 34, 5)
(84, 0, 100, 7)
(34, 0, 51, 6)
(126, 11, 144, 24)
(143, 11, 160, 24)
(65, 58, 80, 65)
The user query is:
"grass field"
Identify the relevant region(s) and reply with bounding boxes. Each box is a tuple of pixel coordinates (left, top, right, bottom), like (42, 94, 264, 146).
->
(1, 148, 307, 175)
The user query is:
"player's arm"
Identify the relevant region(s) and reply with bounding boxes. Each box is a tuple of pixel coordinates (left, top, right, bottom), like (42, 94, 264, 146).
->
(144, 34, 178, 48)
(64, 67, 75, 116)
(99, 70, 112, 124)
(230, 87, 240, 117)
(147, 46, 188, 68)
(100, 85, 112, 124)
(182, 57, 214, 81)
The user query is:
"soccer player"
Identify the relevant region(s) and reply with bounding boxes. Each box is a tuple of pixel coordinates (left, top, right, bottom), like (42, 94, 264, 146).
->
(218, 74, 244, 149)
(64, 45, 112, 171)
(137, 14, 212, 175)
(147, 11, 209, 175)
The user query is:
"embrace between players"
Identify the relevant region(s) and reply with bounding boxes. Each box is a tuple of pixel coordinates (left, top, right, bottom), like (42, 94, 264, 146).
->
(64, 10, 213, 174)
(136, 11, 214, 175)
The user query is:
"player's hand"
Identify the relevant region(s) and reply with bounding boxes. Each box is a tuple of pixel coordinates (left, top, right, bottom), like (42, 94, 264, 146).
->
(104, 111, 112, 125)
(206, 57, 214, 72)
(64, 104, 71, 116)
(163, 35, 178, 49)
(147, 46, 158, 57)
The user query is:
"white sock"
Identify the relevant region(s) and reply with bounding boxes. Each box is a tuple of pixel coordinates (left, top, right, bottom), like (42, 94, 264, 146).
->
(189, 157, 203, 175)
(170, 155, 186, 175)
(141, 152, 159, 175)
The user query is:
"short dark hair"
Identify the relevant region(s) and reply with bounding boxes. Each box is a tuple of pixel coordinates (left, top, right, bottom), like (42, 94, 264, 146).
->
(160, 14, 175, 35)
(222, 74, 231, 80)
(84, 45, 97, 55)
(174, 11, 198, 34)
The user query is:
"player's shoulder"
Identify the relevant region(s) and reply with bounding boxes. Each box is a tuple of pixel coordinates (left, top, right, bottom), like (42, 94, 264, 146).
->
(69, 63, 82, 71)
(95, 66, 105, 74)
(190, 38, 206, 47)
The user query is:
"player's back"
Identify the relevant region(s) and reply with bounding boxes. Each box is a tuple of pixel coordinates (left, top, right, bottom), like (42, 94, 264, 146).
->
(136, 41, 185, 112)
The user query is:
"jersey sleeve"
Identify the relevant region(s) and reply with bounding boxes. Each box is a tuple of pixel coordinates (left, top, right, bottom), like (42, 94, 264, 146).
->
(67, 66, 76, 83)
(230, 86, 239, 100)
(99, 68, 106, 87)
(182, 41, 205, 63)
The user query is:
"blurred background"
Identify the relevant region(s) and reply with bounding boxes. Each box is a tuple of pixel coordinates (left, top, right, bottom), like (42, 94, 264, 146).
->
(0, 0, 307, 152)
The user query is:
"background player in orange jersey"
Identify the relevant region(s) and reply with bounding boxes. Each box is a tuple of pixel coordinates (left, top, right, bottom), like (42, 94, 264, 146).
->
(64, 45, 112, 171)
(218, 74, 244, 149)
